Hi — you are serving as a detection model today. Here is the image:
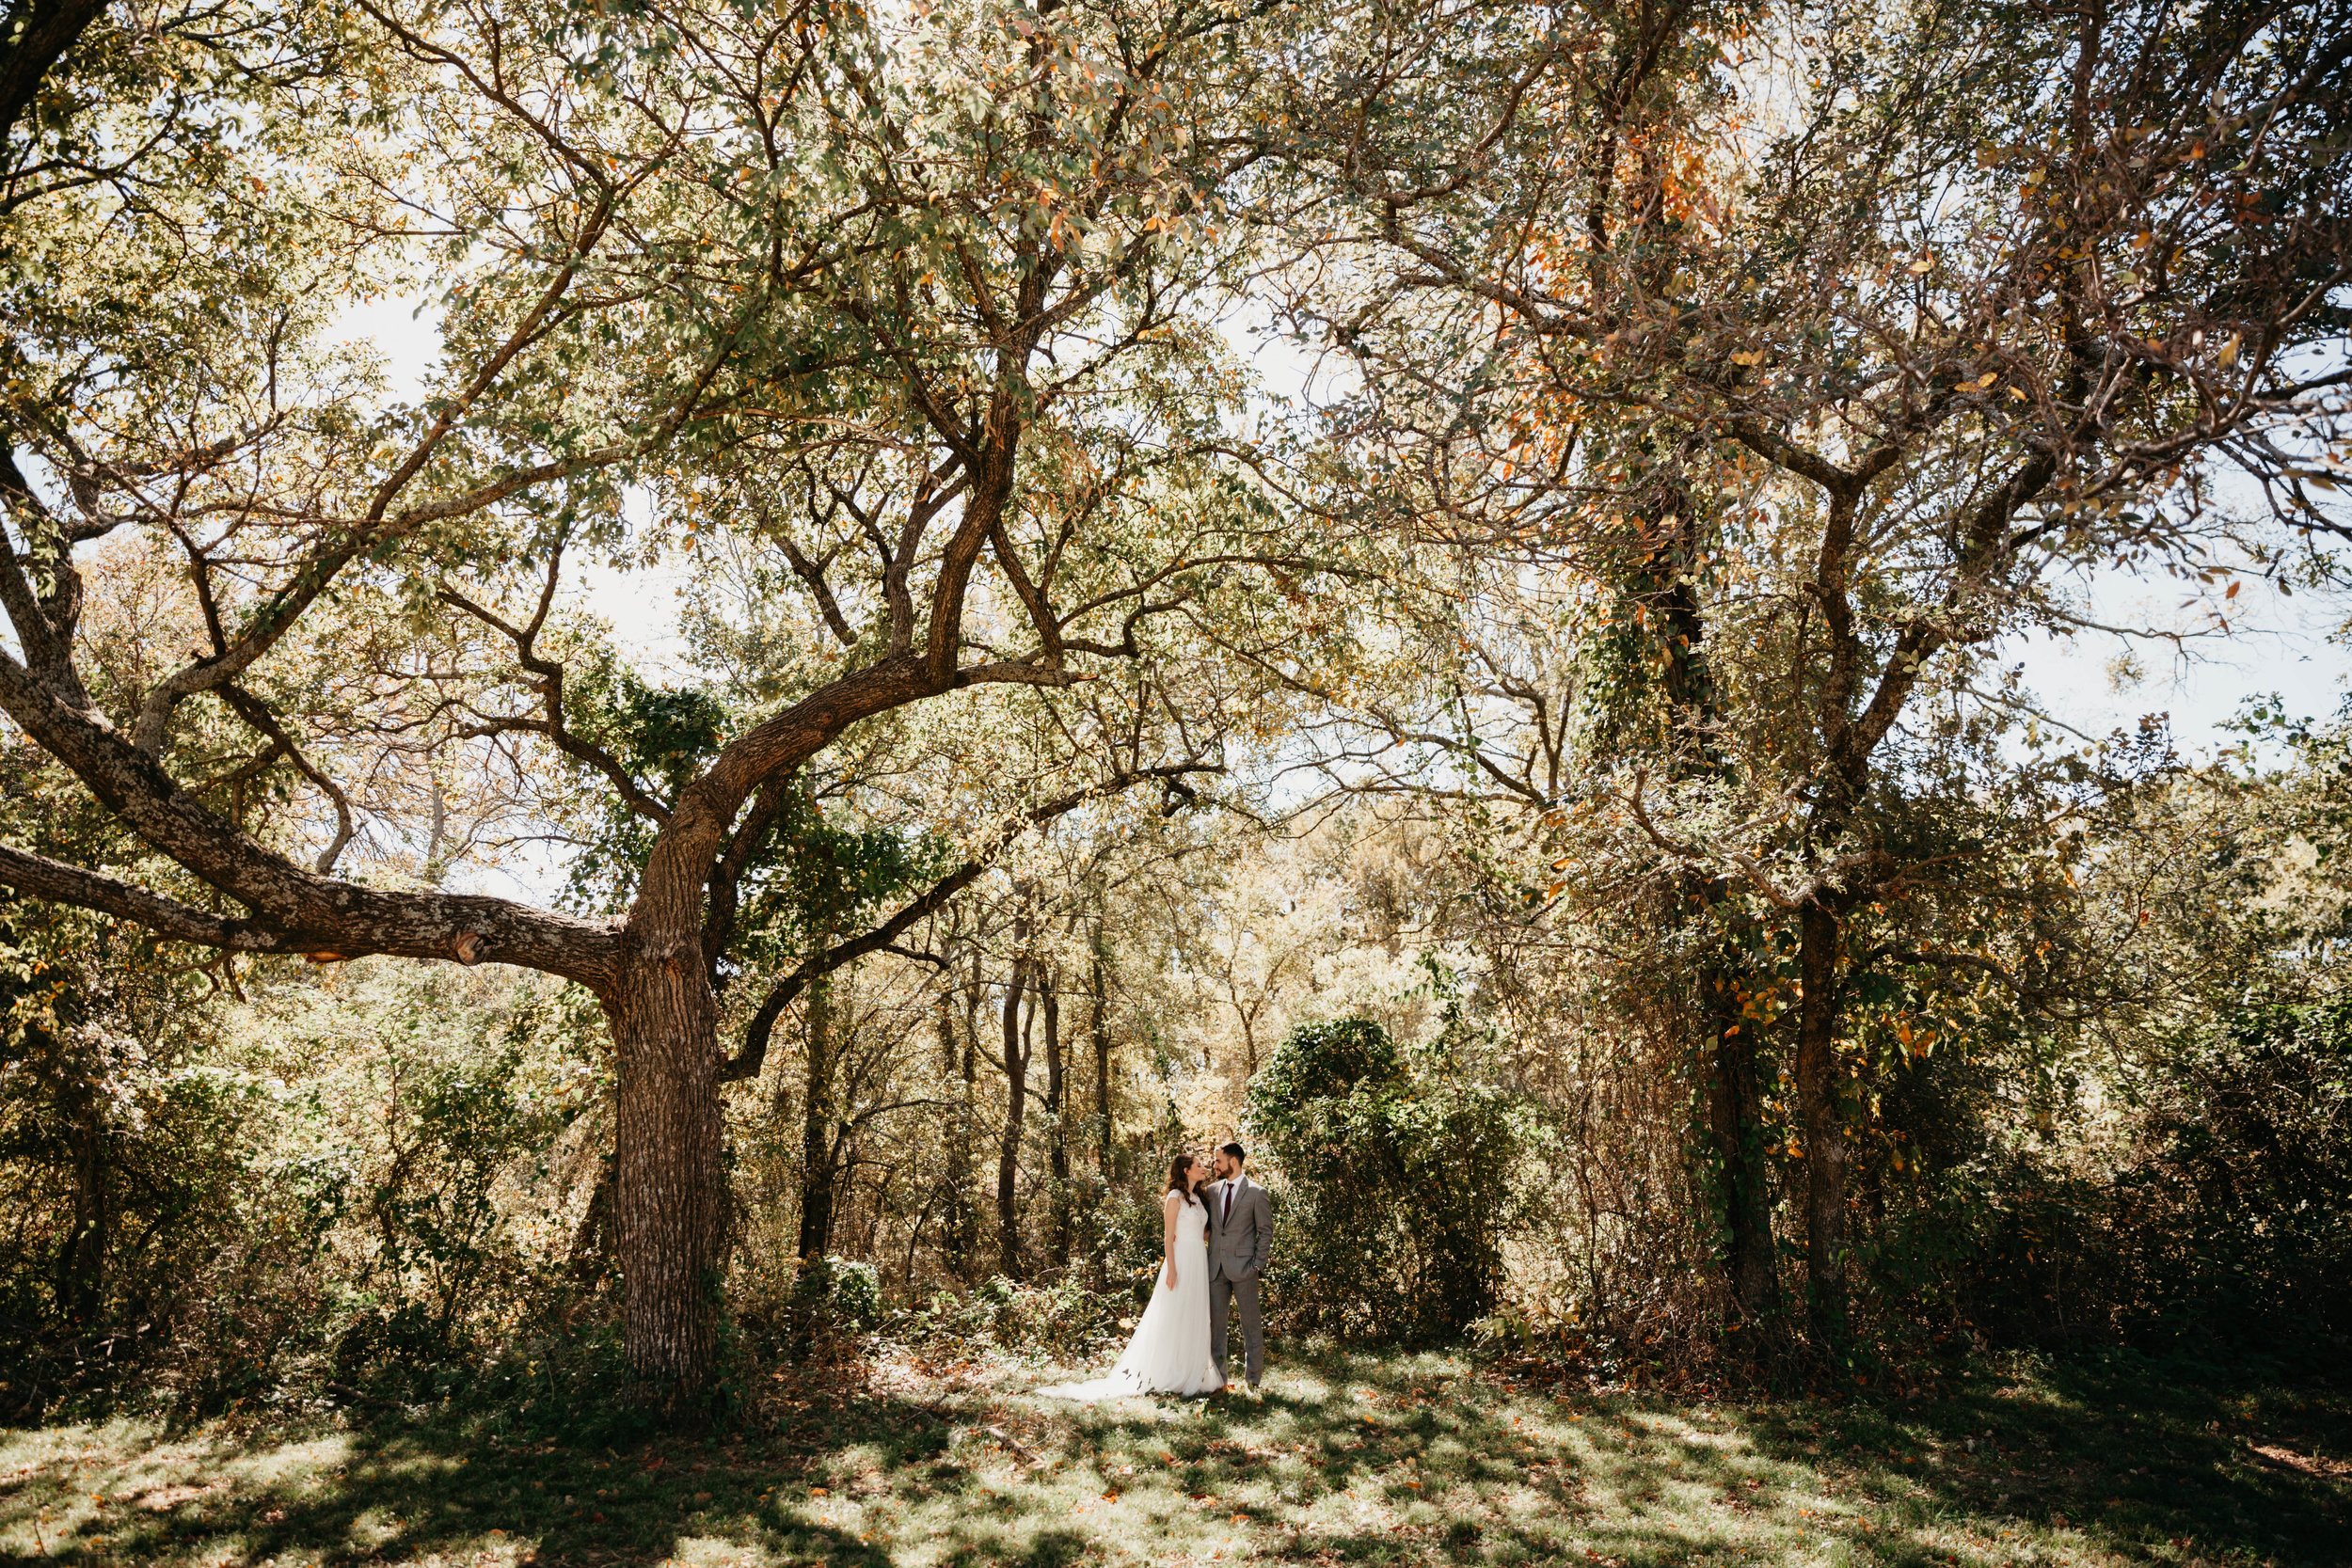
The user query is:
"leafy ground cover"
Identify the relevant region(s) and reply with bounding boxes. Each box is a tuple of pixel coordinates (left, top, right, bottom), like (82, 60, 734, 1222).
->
(0, 1346, 2344, 1567)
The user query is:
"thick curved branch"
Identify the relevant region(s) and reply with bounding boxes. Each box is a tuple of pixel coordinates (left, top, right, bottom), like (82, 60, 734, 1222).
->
(722, 857, 992, 1084)
(0, 0, 107, 149)
(0, 646, 621, 986)
(0, 840, 293, 951)
(218, 685, 358, 875)
(988, 516, 1067, 668)
(704, 776, 791, 977)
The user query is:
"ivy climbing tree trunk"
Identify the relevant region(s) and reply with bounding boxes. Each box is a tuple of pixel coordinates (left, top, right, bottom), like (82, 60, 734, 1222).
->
(796, 970, 838, 1261)
(1644, 473, 1785, 1336)
(1703, 950, 1781, 1328)
(1794, 900, 1849, 1345)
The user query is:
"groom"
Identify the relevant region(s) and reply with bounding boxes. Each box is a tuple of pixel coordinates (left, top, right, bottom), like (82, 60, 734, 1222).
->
(1205, 1141, 1271, 1391)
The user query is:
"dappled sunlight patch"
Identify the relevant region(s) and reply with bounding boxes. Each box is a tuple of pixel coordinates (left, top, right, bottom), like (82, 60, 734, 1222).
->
(3, 1350, 2344, 1564)
(658, 1533, 793, 1566)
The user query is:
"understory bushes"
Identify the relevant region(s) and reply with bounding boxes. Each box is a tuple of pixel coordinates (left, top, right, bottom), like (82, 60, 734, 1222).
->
(0, 952, 608, 1421)
(1944, 994, 2352, 1362)
(8, 937, 2347, 1426)
(898, 1273, 1133, 1362)
(1251, 1018, 1523, 1347)
(1823, 992, 2352, 1371)
(2116, 995, 2352, 1352)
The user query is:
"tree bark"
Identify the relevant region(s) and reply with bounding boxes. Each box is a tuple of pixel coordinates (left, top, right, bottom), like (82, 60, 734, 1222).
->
(1794, 899, 1849, 1346)
(608, 927, 727, 1407)
(996, 954, 1031, 1280)
(1090, 941, 1113, 1179)
(956, 974, 981, 1282)
(1703, 953, 1780, 1326)
(1043, 970, 1069, 1268)
(936, 990, 976, 1282)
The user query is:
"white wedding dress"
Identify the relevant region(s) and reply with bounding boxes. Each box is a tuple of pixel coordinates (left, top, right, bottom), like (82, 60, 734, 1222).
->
(1039, 1195, 1223, 1400)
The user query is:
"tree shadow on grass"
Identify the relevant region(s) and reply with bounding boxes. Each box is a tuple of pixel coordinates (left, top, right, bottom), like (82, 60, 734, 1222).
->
(1, 1346, 2344, 1566)
(1007, 1344, 2351, 1568)
(1739, 1347, 2351, 1568)
(0, 1387, 950, 1567)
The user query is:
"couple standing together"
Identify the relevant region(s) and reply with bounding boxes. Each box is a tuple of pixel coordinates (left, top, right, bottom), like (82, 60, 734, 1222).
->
(1042, 1142, 1270, 1401)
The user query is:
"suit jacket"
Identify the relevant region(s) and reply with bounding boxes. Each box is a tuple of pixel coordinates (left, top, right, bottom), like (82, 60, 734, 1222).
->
(1206, 1174, 1272, 1281)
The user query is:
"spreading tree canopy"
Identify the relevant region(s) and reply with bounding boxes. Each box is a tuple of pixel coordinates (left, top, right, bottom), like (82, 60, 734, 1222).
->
(0, 0, 1378, 1403)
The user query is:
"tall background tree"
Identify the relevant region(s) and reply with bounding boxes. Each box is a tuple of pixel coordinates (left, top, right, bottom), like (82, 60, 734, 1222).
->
(1274, 0, 2349, 1349)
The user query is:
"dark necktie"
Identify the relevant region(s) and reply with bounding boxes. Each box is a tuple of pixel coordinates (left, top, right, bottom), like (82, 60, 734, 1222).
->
(1222, 1182, 1234, 1226)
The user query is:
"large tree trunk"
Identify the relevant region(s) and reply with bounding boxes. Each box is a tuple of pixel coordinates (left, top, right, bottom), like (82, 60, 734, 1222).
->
(795, 972, 838, 1260)
(1043, 971, 1069, 1268)
(938, 989, 977, 1281)
(1794, 900, 1849, 1346)
(1646, 480, 1785, 1338)
(609, 930, 728, 1406)
(1090, 942, 1112, 1179)
(995, 956, 1031, 1280)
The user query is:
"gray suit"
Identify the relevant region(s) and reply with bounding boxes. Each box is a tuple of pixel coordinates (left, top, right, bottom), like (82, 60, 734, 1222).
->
(1205, 1174, 1271, 1386)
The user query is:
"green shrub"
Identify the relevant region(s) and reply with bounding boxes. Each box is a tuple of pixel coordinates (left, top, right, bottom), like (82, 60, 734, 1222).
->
(1251, 1018, 1520, 1345)
(901, 1274, 1129, 1359)
(801, 1254, 883, 1335)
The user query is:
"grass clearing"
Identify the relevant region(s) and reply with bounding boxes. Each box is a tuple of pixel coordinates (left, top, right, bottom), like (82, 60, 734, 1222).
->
(0, 1347, 2344, 1566)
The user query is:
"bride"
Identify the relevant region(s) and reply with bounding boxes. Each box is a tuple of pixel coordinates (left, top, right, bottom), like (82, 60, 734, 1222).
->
(1040, 1153, 1224, 1400)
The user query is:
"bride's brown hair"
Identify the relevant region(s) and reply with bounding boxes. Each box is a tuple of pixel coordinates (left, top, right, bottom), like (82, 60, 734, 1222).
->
(1166, 1153, 1201, 1207)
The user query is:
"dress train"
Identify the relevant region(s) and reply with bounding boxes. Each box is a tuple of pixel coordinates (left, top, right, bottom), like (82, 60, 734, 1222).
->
(1038, 1195, 1222, 1400)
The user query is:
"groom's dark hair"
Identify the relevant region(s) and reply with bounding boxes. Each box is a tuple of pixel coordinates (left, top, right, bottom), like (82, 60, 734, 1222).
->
(1220, 1141, 1246, 1164)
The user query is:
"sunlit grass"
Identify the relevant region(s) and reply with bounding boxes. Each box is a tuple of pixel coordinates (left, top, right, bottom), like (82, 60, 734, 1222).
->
(1, 1347, 2343, 1565)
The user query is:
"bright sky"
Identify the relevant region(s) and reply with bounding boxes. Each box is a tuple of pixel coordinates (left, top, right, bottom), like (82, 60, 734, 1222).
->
(2006, 568, 2348, 761)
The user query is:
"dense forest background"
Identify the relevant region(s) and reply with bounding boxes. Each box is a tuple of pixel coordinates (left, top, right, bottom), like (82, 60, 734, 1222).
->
(0, 0, 2346, 1432)
(12, 714, 2352, 1422)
